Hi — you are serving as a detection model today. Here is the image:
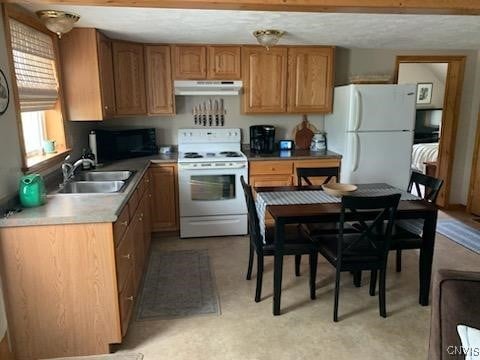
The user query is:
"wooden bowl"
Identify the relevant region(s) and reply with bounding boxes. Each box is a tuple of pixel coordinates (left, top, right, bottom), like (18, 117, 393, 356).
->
(322, 183, 358, 197)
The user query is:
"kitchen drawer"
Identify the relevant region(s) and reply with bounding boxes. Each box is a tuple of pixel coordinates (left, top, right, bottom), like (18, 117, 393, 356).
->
(118, 270, 135, 337)
(293, 159, 341, 170)
(113, 204, 129, 247)
(249, 161, 293, 175)
(249, 174, 293, 188)
(128, 189, 140, 219)
(115, 226, 134, 292)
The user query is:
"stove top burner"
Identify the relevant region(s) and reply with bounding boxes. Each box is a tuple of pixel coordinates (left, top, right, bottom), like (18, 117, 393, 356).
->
(219, 151, 242, 158)
(184, 152, 203, 159)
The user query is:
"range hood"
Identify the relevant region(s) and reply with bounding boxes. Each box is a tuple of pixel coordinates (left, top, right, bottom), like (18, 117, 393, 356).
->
(174, 80, 243, 96)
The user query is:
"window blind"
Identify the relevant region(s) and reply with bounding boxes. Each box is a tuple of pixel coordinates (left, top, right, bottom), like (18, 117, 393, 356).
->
(9, 19, 58, 112)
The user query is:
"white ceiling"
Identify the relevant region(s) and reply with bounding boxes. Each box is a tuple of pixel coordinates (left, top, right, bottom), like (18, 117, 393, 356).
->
(21, 4, 480, 49)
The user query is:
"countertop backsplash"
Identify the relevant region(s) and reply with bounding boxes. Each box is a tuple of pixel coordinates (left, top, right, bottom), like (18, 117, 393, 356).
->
(96, 96, 326, 146)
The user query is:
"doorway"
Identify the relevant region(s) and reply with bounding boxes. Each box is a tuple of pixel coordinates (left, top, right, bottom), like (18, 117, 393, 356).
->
(395, 56, 466, 208)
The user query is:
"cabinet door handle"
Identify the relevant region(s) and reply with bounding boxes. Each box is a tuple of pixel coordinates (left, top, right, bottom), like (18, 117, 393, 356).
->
(148, 194, 152, 198)
(122, 253, 131, 259)
(120, 221, 128, 226)
(104, 105, 109, 110)
(126, 296, 134, 301)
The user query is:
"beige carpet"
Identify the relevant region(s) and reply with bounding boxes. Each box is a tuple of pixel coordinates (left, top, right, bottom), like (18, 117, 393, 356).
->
(47, 354, 143, 360)
(113, 224, 480, 360)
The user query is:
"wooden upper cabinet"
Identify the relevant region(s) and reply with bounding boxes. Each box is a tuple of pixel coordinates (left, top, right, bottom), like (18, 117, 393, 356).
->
(207, 46, 241, 79)
(145, 45, 175, 115)
(242, 46, 288, 113)
(60, 28, 115, 121)
(112, 41, 147, 115)
(287, 47, 334, 113)
(172, 45, 207, 79)
(97, 33, 116, 118)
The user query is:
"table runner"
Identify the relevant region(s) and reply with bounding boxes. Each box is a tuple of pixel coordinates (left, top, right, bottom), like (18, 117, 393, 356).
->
(255, 183, 421, 242)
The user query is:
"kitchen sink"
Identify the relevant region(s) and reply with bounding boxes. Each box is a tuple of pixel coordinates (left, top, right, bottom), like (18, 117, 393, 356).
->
(75, 170, 135, 182)
(58, 181, 126, 194)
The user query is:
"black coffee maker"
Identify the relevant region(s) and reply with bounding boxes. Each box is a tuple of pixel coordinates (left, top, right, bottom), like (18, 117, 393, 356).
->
(250, 125, 275, 154)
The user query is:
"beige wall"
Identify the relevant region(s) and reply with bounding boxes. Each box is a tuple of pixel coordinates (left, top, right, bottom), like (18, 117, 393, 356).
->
(0, 5, 22, 341)
(0, 8, 23, 203)
(398, 63, 448, 109)
(335, 48, 480, 205)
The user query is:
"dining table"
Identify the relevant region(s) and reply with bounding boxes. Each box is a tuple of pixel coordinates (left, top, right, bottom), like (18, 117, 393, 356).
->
(254, 183, 438, 316)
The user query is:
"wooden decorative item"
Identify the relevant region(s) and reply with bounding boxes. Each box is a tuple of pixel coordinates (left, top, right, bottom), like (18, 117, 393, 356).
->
(293, 115, 316, 150)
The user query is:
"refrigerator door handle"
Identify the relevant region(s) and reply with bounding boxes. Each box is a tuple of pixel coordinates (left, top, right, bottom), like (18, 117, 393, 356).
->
(353, 89, 362, 131)
(352, 133, 360, 172)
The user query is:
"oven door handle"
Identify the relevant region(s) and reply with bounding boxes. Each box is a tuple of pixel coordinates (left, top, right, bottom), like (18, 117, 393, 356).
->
(179, 164, 247, 170)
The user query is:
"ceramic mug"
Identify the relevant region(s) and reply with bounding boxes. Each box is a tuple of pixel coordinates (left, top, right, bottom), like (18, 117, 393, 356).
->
(43, 139, 56, 154)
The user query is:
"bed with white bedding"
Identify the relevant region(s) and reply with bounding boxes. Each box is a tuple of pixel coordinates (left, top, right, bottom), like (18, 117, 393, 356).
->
(411, 143, 439, 173)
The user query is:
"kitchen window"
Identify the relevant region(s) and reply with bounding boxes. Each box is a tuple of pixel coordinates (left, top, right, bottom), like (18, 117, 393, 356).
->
(5, 5, 69, 171)
(21, 110, 46, 157)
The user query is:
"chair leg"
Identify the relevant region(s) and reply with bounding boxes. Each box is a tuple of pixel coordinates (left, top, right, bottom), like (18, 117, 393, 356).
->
(369, 270, 377, 296)
(353, 270, 362, 287)
(255, 255, 264, 302)
(246, 243, 254, 280)
(309, 252, 318, 300)
(295, 255, 301, 276)
(379, 269, 387, 318)
(396, 250, 402, 272)
(333, 270, 341, 322)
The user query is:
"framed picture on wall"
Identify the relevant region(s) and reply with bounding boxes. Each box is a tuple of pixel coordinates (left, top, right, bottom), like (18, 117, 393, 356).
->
(0, 69, 10, 115)
(416, 83, 433, 104)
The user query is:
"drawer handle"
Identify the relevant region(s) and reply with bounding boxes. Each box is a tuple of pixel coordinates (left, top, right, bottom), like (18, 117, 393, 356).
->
(126, 296, 134, 301)
(122, 253, 131, 260)
(120, 221, 128, 226)
(148, 194, 152, 198)
(145, 179, 150, 183)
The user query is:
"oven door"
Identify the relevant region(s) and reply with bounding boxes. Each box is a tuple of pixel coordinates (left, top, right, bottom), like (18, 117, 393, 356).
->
(178, 163, 247, 217)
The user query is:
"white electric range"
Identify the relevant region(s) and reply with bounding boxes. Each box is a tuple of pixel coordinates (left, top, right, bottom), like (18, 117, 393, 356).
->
(177, 129, 248, 238)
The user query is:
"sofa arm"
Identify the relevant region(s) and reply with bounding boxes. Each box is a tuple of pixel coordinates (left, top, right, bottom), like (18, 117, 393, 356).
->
(428, 269, 480, 360)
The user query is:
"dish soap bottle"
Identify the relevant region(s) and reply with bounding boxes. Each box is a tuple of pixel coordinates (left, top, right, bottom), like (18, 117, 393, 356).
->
(81, 148, 95, 170)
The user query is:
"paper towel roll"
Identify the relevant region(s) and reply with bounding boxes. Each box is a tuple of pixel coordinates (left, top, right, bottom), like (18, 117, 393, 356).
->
(89, 130, 98, 165)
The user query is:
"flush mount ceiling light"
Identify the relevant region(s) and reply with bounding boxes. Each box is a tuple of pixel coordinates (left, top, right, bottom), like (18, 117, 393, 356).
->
(36, 10, 80, 38)
(253, 29, 285, 50)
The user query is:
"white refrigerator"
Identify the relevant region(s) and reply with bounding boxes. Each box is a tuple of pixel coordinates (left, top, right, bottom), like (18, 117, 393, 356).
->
(325, 84, 416, 190)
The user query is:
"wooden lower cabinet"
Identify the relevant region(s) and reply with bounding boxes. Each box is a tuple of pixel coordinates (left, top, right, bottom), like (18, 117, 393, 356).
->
(0, 171, 153, 360)
(249, 158, 341, 187)
(250, 174, 293, 187)
(151, 164, 179, 232)
(292, 159, 341, 185)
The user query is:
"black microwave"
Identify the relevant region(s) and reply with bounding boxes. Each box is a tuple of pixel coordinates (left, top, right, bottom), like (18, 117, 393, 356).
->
(94, 128, 158, 162)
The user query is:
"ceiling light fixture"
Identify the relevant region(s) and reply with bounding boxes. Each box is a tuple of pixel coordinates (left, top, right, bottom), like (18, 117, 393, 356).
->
(36, 10, 80, 38)
(253, 29, 285, 50)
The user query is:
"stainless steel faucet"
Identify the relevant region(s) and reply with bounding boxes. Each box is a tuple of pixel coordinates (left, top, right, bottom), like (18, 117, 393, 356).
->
(61, 155, 95, 186)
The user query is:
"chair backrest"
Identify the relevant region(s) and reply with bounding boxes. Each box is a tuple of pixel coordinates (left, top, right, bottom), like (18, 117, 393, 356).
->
(408, 171, 444, 203)
(338, 194, 401, 265)
(296, 167, 340, 186)
(240, 176, 263, 248)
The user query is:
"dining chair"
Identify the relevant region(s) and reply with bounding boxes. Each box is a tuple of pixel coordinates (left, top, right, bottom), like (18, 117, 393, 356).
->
(240, 176, 319, 303)
(295, 166, 355, 277)
(303, 193, 401, 321)
(393, 171, 443, 272)
(296, 167, 340, 186)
